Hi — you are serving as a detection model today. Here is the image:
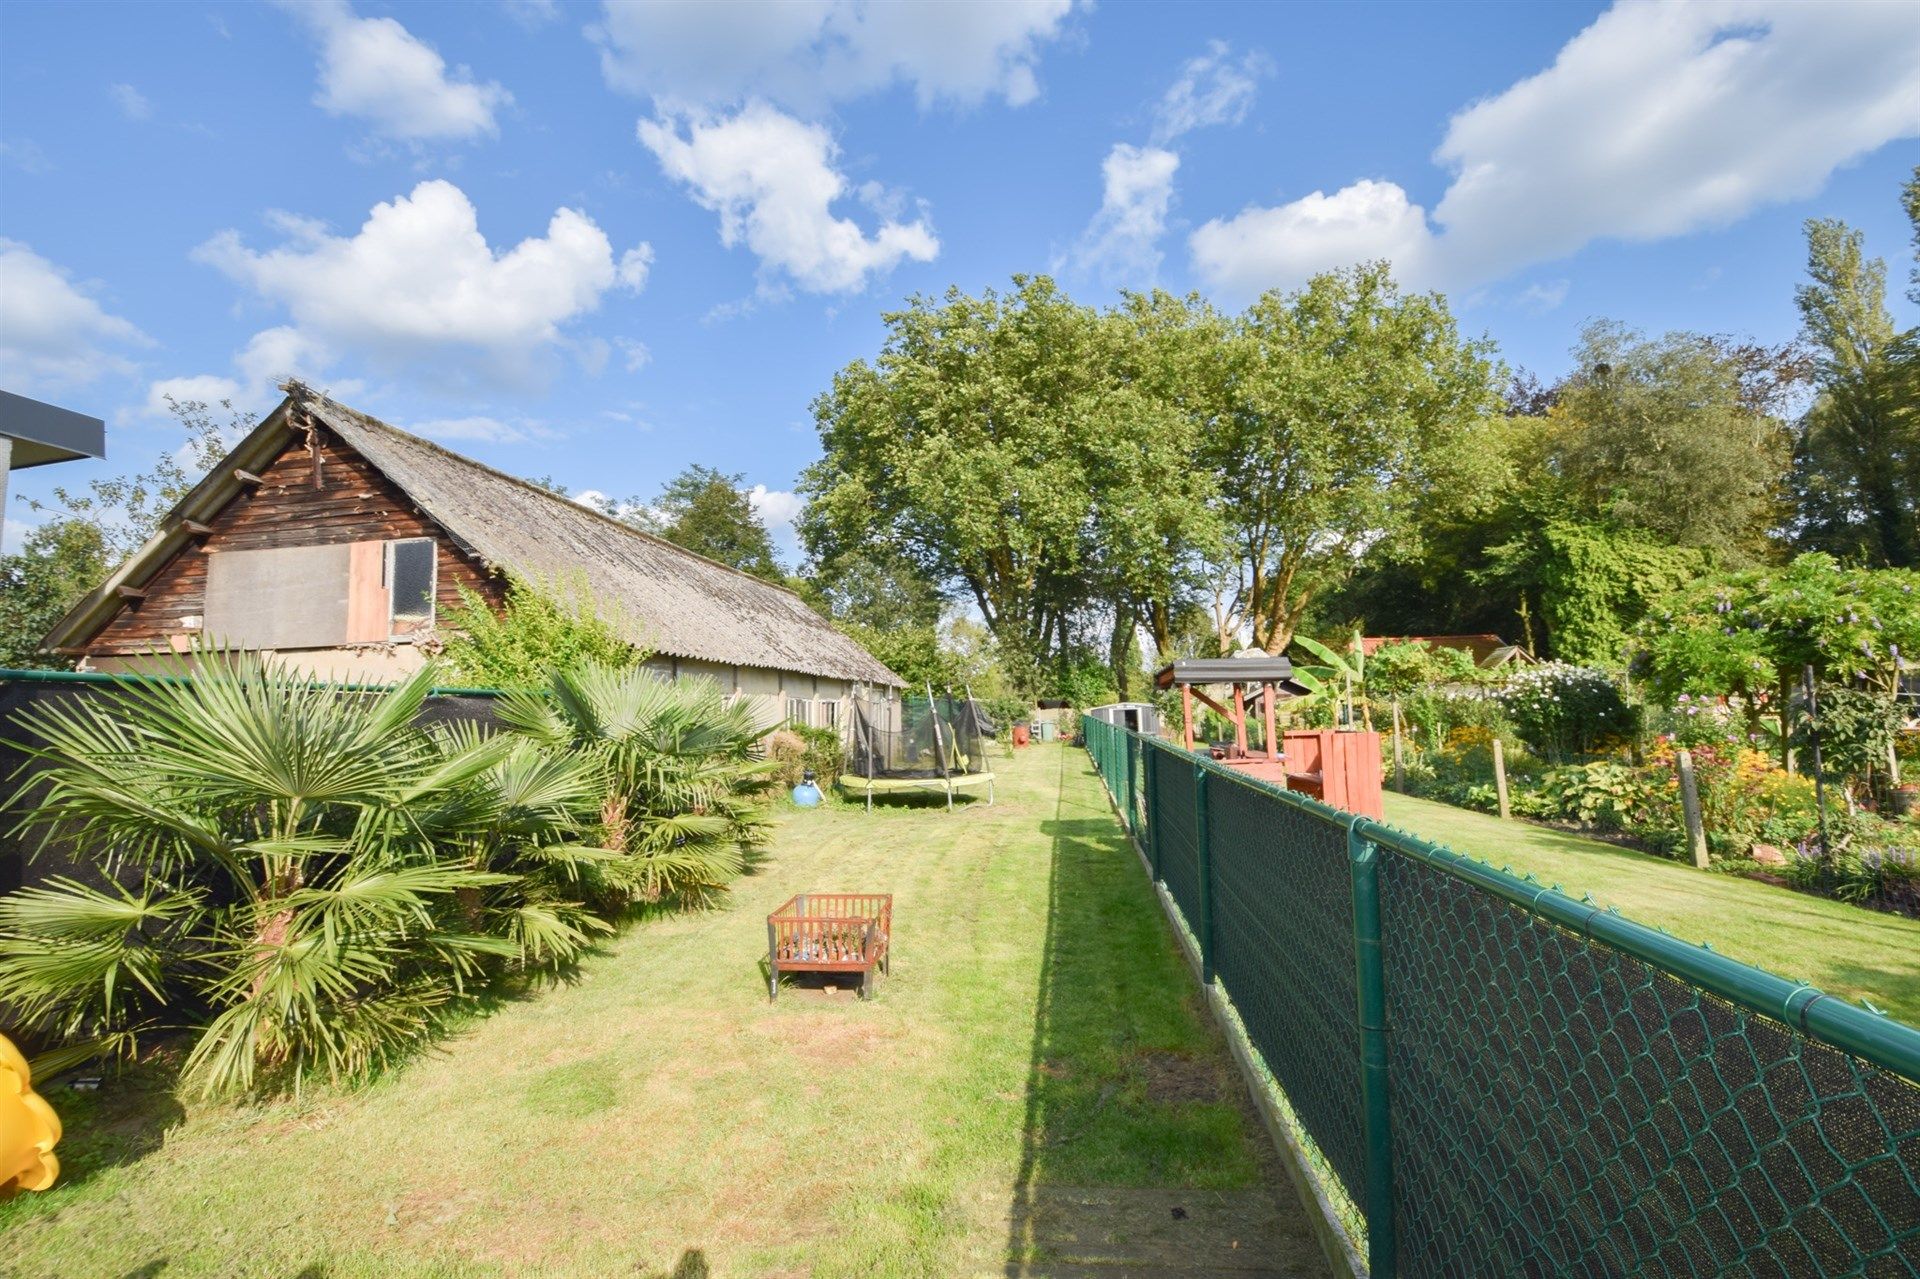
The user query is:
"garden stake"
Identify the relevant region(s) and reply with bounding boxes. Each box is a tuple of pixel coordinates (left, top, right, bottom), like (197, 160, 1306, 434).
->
(1492, 736, 1511, 820)
(1391, 698, 1405, 793)
(1676, 748, 1709, 869)
(1802, 665, 1830, 857)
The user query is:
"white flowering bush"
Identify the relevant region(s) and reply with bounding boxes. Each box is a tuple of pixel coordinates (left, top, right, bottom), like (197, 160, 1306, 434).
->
(1496, 663, 1637, 761)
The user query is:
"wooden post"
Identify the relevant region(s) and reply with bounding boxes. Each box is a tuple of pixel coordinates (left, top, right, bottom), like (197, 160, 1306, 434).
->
(1676, 748, 1709, 869)
(1231, 681, 1250, 757)
(1181, 683, 1195, 752)
(1262, 680, 1279, 763)
(1492, 737, 1511, 820)
(1391, 697, 1405, 793)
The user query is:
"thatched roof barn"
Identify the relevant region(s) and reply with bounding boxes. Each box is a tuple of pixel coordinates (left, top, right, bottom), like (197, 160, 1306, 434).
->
(43, 386, 900, 724)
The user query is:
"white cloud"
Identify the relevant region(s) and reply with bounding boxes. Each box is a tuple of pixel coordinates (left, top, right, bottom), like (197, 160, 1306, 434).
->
(639, 101, 938, 293)
(0, 139, 51, 174)
(1151, 41, 1269, 145)
(616, 243, 654, 290)
(1067, 43, 1265, 283)
(1067, 145, 1180, 284)
(748, 483, 804, 560)
(280, 0, 510, 143)
(1189, 0, 1920, 296)
(140, 326, 347, 435)
(1, 510, 41, 556)
(1514, 279, 1570, 315)
(110, 83, 153, 121)
(407, 415, 545, 443)
(0, 239, 152, 393)
(144, 374, 244, 418)
(233, 325, 332, 391)
(1191, 178, 1437, 292)
(195, 180, 651, 382)
(501, 0, 559, 28)
(590, 0, 1078, 111)
(615, 338, 651, 372)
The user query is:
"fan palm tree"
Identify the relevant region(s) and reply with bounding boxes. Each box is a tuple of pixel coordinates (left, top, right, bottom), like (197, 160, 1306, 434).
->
(496, 664, 775, 907)
(0, 654, 593, 1095)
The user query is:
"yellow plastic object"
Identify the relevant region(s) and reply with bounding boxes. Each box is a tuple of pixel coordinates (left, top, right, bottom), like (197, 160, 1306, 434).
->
(0, 1034, 61, 1195)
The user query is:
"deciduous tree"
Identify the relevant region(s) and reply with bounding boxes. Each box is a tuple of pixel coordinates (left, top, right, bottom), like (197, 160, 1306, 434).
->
(1207, 264, 1505, 654)
(1790, 203, 1919, 566)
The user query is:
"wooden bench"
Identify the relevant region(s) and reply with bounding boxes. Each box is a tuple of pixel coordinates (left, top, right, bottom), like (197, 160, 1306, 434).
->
(766, 893, 892, 1001)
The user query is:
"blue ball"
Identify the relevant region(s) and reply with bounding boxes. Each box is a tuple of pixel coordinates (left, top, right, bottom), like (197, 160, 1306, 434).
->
(791, 781, 824, 807)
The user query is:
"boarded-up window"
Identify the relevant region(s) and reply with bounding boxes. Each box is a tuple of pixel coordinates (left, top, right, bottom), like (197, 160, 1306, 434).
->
(204, 544, 354, 649)
(204, 537, 437, 650)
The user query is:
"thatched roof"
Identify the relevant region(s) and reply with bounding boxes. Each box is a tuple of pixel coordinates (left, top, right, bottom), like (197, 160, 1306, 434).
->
(45, 389, 902, 687)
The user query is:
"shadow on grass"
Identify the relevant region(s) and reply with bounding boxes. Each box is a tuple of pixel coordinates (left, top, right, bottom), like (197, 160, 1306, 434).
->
(21, 1064, 185, 1199)
(1002, 749, 1265, 1275)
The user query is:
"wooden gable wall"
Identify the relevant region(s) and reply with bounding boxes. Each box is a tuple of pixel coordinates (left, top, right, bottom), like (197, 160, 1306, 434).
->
(84, 426, 502, 656)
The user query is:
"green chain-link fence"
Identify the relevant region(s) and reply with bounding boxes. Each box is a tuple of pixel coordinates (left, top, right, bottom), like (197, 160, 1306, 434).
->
(1081, 714, 1920, 1278)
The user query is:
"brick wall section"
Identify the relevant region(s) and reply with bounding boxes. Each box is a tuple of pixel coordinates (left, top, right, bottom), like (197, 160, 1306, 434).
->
(87, 427, 502, 657)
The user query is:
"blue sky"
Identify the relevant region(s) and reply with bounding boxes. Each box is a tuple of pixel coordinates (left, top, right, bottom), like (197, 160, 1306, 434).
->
(4, 0, 1918, 560)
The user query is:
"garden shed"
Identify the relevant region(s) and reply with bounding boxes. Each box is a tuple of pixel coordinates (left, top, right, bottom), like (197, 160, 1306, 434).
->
(39, 384, 902, 731)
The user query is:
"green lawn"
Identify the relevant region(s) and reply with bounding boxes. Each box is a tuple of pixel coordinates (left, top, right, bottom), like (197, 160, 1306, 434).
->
(1, 745, 1328, 1279)
(1383, 792, 1920, 1027)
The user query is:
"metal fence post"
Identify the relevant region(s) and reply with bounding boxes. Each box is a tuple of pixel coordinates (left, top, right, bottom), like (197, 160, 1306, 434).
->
(1145, 743, 1162, 881)
(1121, 725, 1136, 837)
(1195, 763, 1214, 984)
(1348, 820, 1397, 1278)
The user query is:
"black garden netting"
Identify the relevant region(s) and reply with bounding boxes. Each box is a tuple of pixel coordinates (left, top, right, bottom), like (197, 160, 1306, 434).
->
(845, 693, 994, 782)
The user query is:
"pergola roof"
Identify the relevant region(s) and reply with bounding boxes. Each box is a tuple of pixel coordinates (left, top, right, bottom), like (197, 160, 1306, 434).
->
(1153, 656, 1313, 697)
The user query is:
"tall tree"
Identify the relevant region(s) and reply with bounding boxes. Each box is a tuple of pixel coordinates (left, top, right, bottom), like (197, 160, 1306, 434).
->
(1790, 212, 1918, 566)
(801, 276, 1110, 685)
(643, 465, 784, 580)
(0, 519, 109, 668)
(1549, 322, 1792, 564)
(1206, 264, 1506, 654)
(1085, 292, 1226, 690)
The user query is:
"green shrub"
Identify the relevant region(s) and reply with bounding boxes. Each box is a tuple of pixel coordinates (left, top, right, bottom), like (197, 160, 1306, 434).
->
(1795, 687, 1903, 802)
(497, 664, 774, 907)
(1366, 640, 1482, 699)
(440, 573, 640, 689)
(1535, 760, 1667, 831)
(1780, 815, 1920, 914)
(766, 725, 844, 789)
(1497, 663, 1637, 761)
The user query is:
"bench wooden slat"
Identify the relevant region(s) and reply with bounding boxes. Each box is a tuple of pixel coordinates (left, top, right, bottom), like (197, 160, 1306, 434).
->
(767, 893, 892, 999)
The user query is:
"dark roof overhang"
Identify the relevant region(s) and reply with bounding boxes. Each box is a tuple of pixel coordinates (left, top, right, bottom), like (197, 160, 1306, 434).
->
(2, 389, 106, 467)
(1154, 656, 1312, 697)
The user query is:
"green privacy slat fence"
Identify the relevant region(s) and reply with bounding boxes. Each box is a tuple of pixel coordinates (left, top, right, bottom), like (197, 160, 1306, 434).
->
(1080, 714, 1920, 1279)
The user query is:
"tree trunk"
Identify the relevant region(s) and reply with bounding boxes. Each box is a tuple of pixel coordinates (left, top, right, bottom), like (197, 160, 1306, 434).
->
(1109, 606, 1136, 699)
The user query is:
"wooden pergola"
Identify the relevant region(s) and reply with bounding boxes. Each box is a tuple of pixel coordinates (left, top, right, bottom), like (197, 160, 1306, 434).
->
(1153, 656, 1314, 759)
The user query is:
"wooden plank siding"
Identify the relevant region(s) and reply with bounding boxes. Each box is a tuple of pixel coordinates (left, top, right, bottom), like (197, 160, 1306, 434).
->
(86, 427, 501, 656)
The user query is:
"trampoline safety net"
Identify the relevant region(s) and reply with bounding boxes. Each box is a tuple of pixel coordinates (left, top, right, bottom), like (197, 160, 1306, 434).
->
(846, 694, 994, 782)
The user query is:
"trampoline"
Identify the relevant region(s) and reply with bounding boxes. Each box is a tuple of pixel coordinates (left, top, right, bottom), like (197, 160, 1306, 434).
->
(839, 686, 996, 810)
